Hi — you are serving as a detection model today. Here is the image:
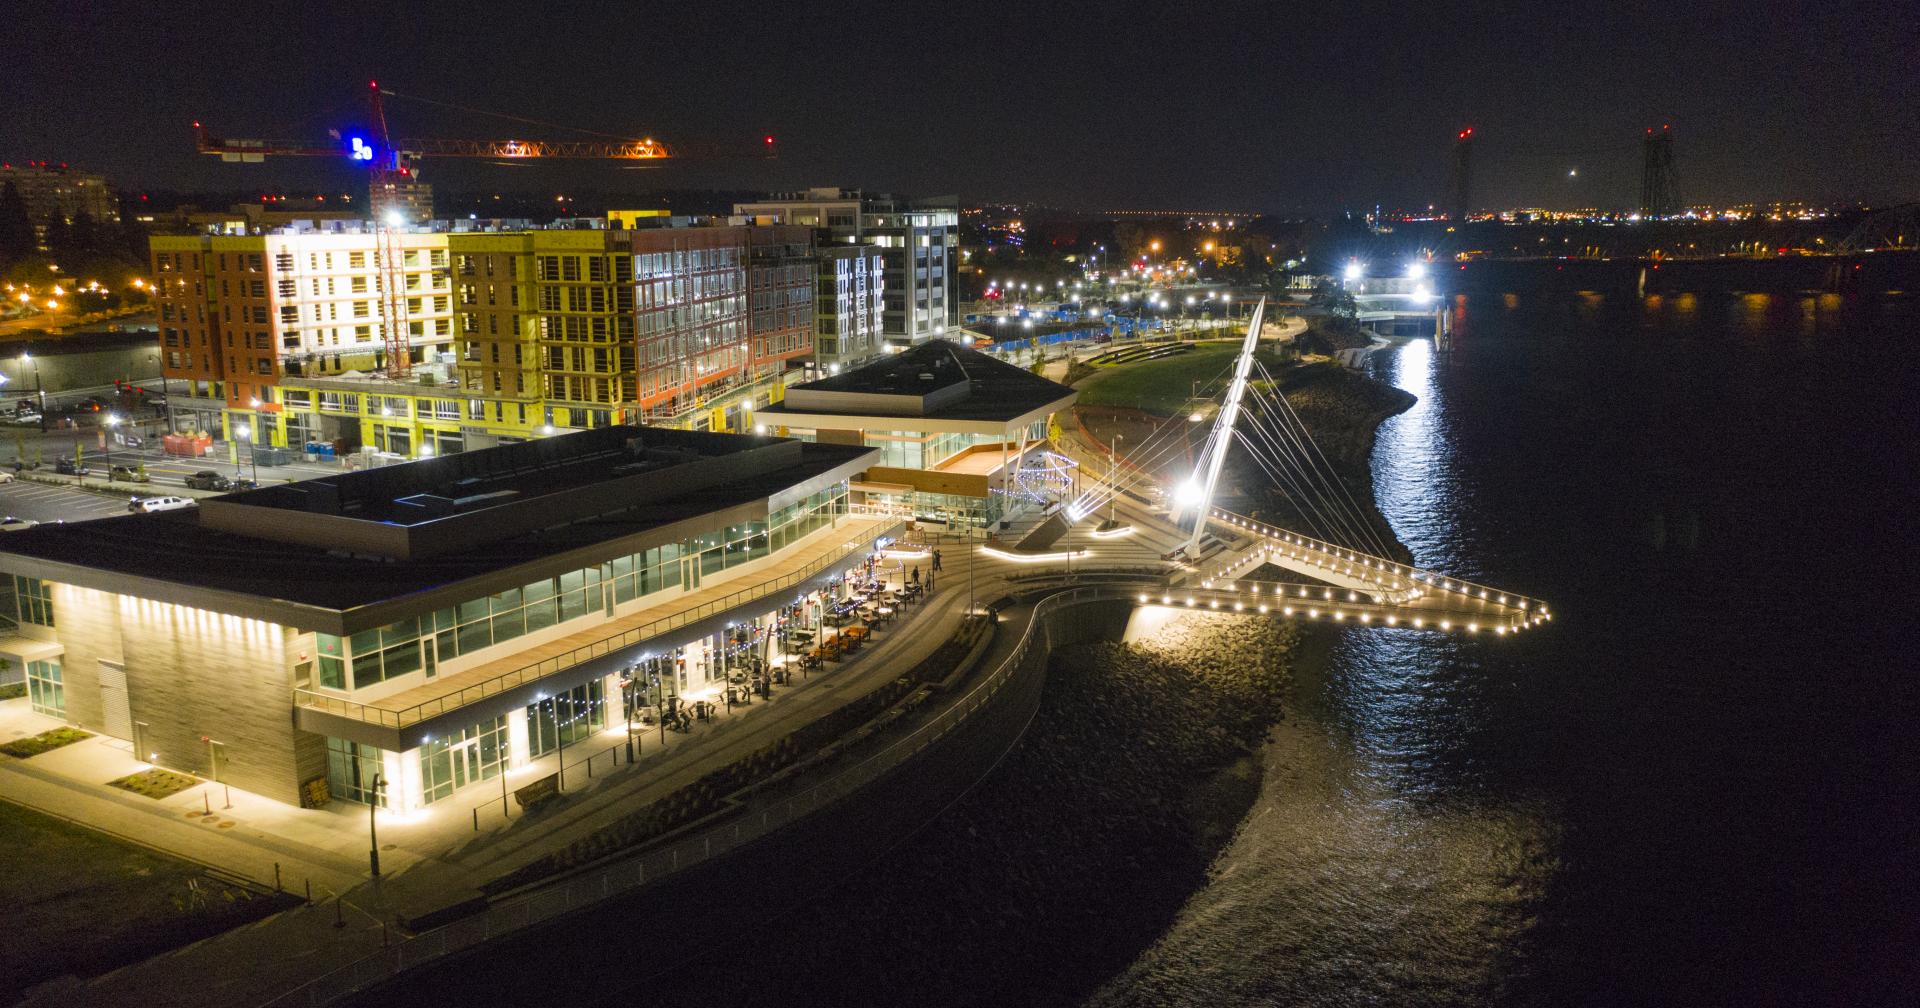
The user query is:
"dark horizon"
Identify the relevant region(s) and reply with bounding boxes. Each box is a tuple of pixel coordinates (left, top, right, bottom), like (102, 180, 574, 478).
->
(9, 0, 1916, 213)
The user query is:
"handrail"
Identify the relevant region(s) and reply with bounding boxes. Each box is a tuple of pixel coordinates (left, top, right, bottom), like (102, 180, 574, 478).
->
(1130, 584, 1533, 631)
(294, 515, 902, 729)
(1207, 507, 1545, 612)
(264, 583, 1137, 1008)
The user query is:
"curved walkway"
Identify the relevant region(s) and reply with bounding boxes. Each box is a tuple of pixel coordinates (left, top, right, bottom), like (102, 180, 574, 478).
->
(307, 585, 1146, 1006)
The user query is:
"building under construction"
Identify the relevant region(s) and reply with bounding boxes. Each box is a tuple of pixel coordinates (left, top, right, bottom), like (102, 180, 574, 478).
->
(147, 213, 851, 454)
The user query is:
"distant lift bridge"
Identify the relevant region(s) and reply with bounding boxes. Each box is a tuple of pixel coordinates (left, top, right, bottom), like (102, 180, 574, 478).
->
(193, 80, 776, 377)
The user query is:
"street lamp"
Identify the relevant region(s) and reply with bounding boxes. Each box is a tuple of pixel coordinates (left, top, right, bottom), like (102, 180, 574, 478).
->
(103, 414, 119, 473)
(235, 423, 257, 484)
(368, 772, 386, 878)
(620, 673, 637, 761)
(21, 352, 44, 432)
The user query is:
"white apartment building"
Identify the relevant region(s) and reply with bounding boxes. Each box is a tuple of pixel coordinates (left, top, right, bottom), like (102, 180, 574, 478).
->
(734, 188, 959, 349)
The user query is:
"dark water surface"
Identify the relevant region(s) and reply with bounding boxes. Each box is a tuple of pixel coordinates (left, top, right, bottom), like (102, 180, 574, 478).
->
(1094, 291, 1920, 1006)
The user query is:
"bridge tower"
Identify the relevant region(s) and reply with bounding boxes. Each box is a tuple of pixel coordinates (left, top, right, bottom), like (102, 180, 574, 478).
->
(1450, 128, 1474, 221)
(1639, 125, 1679, 218)
(1174, 298, 1267, 556)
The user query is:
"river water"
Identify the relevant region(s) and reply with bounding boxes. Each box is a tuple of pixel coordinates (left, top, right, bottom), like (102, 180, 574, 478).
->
(1092, 291, 1920, 1006)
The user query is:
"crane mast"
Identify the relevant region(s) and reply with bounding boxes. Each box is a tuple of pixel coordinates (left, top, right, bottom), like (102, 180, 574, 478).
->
(192, 80, 776, 381)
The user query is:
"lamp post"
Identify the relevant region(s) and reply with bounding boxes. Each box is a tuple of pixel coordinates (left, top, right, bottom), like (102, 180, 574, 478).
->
(103, 414, 119, 473)
(620, 674, 637, 761)
(368, 772, 385, 878)
(235, 423, 256, 483)
(1109, 433, 1122, 527)
(21, 352, 44, 432)
(968, 533, 976, 618)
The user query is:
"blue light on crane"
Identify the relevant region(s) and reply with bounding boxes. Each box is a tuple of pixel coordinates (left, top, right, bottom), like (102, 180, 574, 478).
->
(349, 137, 374, 162)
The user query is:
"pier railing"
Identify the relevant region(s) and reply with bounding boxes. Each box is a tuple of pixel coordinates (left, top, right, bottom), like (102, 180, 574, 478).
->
(265, 583, 1132, 1008)
(291, 516, 902, 730)
(1207, 507, 1545, 614)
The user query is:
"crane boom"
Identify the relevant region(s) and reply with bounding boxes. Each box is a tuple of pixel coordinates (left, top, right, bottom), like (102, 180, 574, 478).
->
(195, 129, 676, 162)
(387, 137, 671, 160)
(192, 80, 774, 380)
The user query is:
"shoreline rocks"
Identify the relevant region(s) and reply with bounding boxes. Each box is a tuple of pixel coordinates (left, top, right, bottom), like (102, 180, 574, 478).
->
(628, 353, 1412, 1007)
(638, 613, 1303, 1008)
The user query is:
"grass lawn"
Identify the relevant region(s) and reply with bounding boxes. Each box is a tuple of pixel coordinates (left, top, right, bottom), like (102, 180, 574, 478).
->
(108, 766, 202, 799)
(1075, 344, 1259, 416)
(0, 726, 93, 759)
(0, 800, 299, 992)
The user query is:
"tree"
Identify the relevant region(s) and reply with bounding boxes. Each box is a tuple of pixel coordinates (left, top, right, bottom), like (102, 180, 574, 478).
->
(0, 182, 34, 264)
(1308, 280, 1358, 320)
(40, 214, 70, 269)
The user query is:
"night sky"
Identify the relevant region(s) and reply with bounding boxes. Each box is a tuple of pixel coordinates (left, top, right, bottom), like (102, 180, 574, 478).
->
(9, 0, 1916, 212)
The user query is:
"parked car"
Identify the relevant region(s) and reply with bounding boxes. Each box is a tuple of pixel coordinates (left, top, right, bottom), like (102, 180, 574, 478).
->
(127, 495, 195, 513)
(229, 478, 260, 491)
(109, 465, 150, 483)
(54, 458, 90, 476)
(183, 470, 230, 491)
(0, 516, 37, 532)
(6, 411, 40, 426)
(0, 471, 12, 484)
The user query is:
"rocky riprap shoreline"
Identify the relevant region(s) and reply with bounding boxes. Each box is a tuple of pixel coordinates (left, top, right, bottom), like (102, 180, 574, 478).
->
(638, 611, 1301, 1007)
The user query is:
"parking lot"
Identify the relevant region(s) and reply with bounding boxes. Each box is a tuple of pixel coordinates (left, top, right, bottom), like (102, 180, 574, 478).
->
(0, 479, 135, 524)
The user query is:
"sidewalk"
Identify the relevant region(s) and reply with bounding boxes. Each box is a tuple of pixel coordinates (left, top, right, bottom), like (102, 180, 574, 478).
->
(12, 545, 1003, 1008)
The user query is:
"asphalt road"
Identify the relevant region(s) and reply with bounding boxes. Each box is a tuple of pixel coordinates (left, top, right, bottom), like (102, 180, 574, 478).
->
(0, 480, 133, 524)
(3, 424, 346, 489)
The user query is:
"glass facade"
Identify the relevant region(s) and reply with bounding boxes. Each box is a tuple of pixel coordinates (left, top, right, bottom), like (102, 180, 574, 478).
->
(869, 489, 1004, 528)
(325, 737, 388, 807)
(419, 715, 508, 805)
(26, 659, 62, 717)
(311, 483, 846, 694)
(12, 575, 53, 627)
(527, 680, 605, 758)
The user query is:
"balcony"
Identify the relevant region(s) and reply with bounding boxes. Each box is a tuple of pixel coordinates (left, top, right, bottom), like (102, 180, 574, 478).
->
(292, 512, 902, 749)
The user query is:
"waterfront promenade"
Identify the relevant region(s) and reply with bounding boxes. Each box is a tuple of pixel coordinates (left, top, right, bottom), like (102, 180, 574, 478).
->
(7, 329, 1538, 1005)
(4, 508, 1159, 1008)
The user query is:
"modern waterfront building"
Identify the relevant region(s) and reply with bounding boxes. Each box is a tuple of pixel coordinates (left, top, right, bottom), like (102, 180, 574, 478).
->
(813, 245, 887, 372)
(0, 426, 895, 812)
(448, 217, 815, 433)
(1, 161, 120, 240)
(755, 340, 1078, 530)
(148, 215, 816, 452)
(733, 188, 959, 348)
(148, 224, 456, 437)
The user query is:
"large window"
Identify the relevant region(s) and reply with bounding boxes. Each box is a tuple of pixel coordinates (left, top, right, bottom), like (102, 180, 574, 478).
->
(325, 737, 388, 807)
(307, 484, 846, 694)
(26, 660, 62, 717)
(610, 543, 682, 604)
(526, 680, 605, 758)
(13, 576, 52, 627)
(419, 716, 508, 805)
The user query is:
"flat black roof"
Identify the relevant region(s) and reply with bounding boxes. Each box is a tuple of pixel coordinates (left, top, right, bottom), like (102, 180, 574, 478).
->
(761, 340, 1075, 424)
(228, 425, 754, 526)
(0, 439, 873, 628)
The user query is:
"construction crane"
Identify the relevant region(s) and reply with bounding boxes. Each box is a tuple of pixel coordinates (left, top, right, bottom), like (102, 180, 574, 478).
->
(193, 81, 776, 378)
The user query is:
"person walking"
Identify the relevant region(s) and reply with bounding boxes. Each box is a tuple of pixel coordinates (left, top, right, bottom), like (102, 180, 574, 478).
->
(932, 548, 943, 572)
